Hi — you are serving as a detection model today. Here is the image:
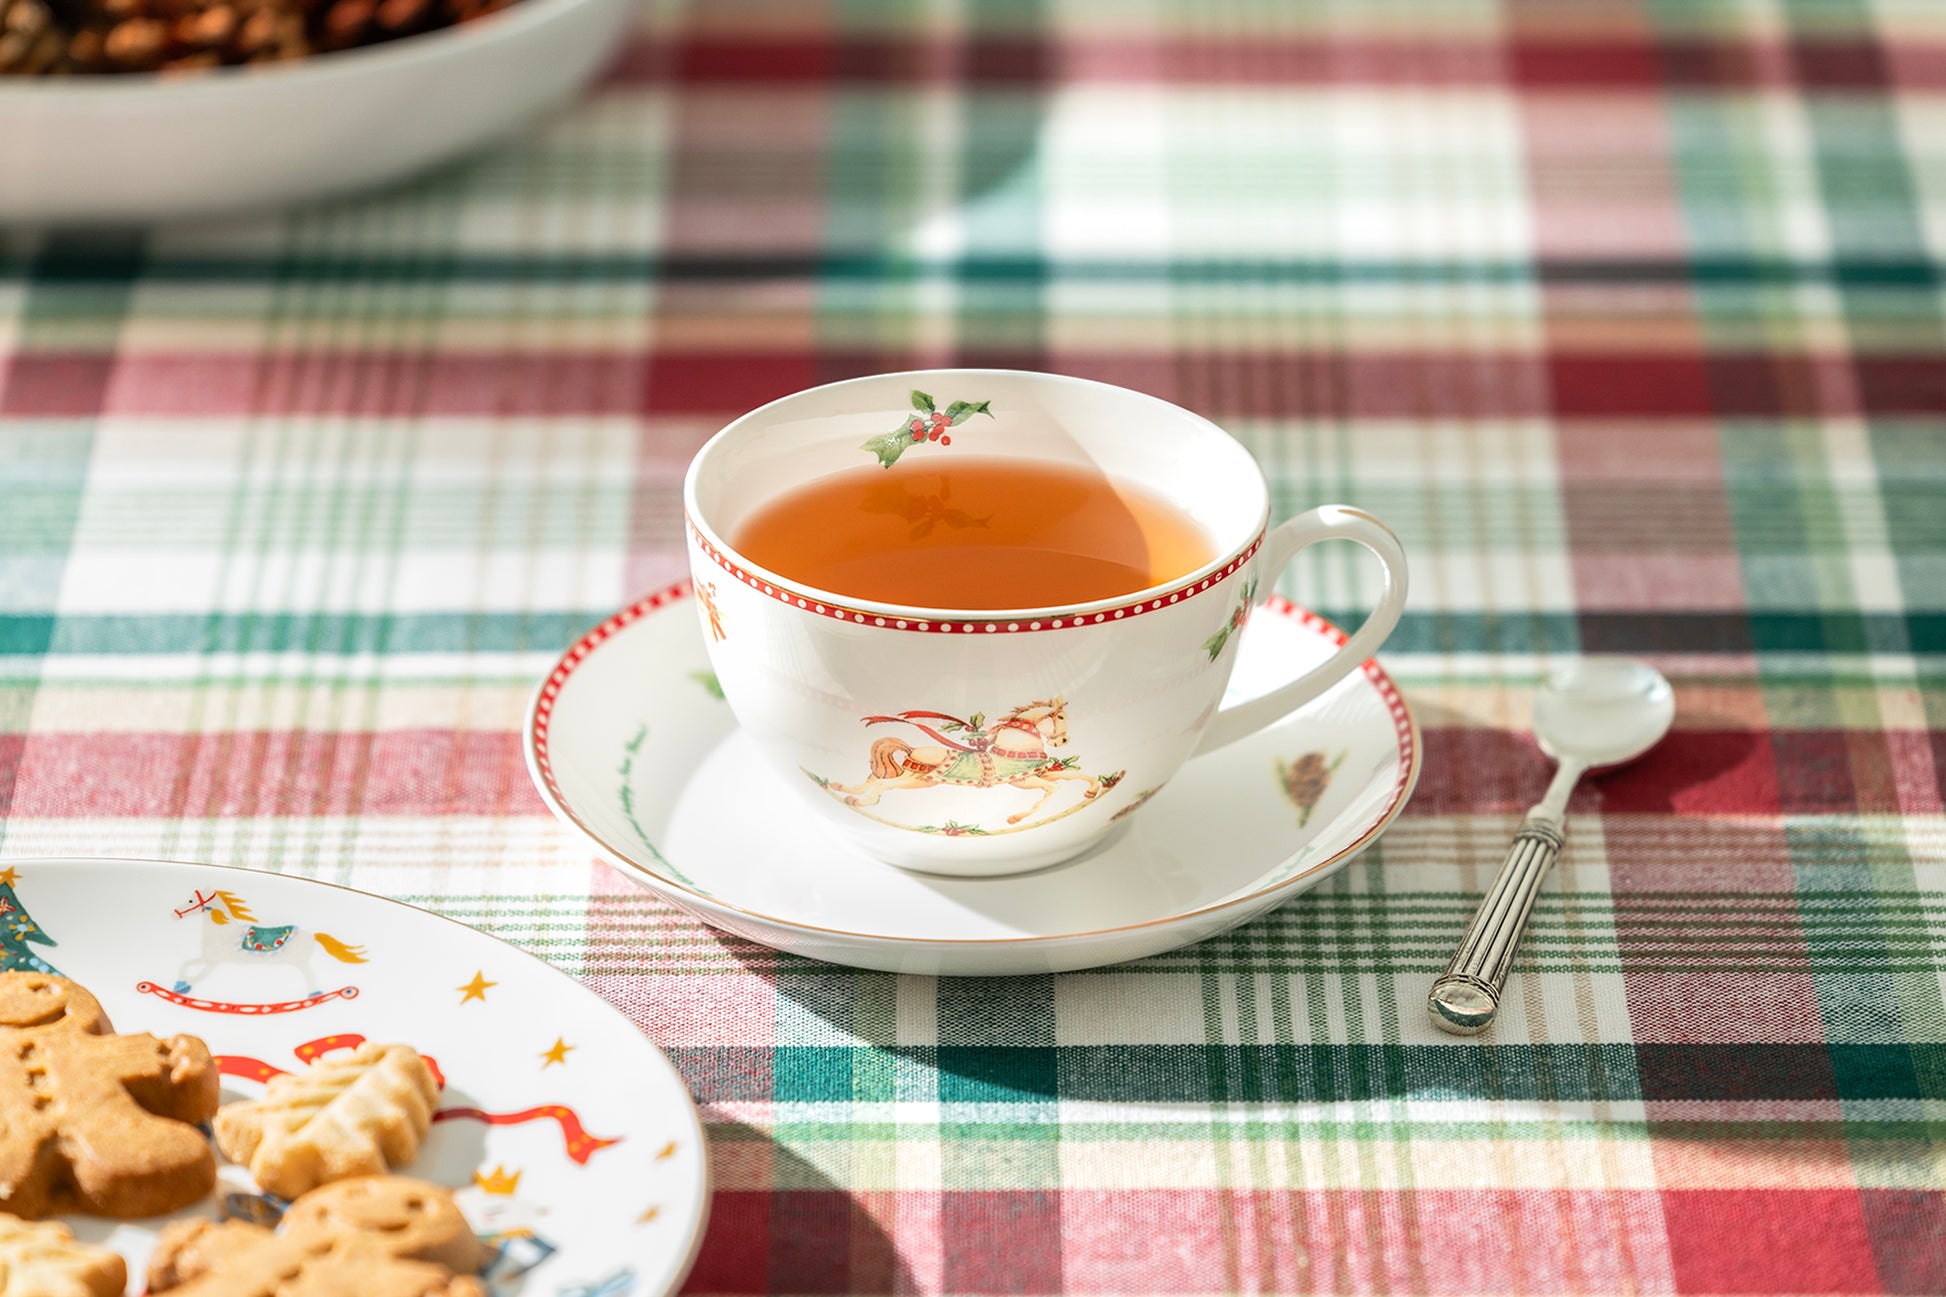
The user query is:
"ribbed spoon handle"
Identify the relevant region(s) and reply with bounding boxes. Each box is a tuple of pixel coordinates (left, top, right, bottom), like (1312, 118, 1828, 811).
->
(1427, 818, 1564, 1035)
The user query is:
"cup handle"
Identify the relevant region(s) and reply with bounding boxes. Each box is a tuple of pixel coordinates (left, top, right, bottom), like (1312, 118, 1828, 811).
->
(1193, 506, 1409, 756)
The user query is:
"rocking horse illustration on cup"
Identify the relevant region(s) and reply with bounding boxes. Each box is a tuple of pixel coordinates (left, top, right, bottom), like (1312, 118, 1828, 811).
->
(806, 697, 1126, 837)
(136, 889, 369, 1015)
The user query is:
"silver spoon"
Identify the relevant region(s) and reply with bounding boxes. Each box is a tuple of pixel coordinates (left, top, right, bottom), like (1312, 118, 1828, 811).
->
(1428, 657, 1675, 1035)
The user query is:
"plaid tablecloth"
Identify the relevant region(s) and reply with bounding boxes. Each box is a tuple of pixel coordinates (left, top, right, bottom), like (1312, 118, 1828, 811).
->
(4, 0, 1944, 1291)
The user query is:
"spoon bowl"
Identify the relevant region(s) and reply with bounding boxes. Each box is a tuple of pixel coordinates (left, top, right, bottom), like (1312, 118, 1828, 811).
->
(1534, 657, 1676, 771)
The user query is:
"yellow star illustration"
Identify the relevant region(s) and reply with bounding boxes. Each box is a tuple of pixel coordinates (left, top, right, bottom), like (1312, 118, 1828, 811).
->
(636, 1205, 660, 1225)
(540, 1037, 574, 1068)
(0, 868, 18, 887)
(456, 971, 496, 1005)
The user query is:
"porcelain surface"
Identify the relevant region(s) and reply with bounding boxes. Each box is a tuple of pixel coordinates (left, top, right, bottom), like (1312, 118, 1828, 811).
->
(526, 582, 1419, 976)
(0, 857, 709, 1296)
(681, 369, 1408, 874)
(0, 0, 631, 221)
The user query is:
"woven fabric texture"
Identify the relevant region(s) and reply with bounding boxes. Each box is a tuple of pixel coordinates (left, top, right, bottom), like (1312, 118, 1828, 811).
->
(2, 0, 1944, 1291)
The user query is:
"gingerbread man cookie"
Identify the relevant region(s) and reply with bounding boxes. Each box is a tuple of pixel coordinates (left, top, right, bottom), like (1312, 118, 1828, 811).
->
(147, 1175, 487, 1297)
(213, 1042, 439, 1200)
(0, 971, 220, 1219)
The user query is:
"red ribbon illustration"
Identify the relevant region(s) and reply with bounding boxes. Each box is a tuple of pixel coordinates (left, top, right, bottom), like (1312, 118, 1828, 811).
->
(862, 709, 1043, 754)
(136, 982, 358, 1015)
(215, 1035, 445, 1090)
(432, 1105, 622, 1165)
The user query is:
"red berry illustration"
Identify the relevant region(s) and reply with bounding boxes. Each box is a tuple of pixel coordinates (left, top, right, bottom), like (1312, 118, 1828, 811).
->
(865, 392, 990, 467)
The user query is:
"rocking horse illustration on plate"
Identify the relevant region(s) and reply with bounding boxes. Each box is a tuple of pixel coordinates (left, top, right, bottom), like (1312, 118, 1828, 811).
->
(136, 888, 369, 1015)
(806, 696, 1124, 836)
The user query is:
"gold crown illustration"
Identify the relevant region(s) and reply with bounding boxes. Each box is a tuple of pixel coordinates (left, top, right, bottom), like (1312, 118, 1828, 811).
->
(473, 1165, 522, 1197)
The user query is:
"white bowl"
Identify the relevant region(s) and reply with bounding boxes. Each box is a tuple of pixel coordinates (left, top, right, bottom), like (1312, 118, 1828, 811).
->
(0, 0, 633, 223)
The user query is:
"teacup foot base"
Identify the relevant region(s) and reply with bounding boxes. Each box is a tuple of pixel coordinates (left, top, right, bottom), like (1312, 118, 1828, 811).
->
(847, 817, 1140, 879)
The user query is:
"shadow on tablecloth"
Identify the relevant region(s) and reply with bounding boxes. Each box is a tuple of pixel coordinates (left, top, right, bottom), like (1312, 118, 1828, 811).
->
(685, 1121, 915, 1292)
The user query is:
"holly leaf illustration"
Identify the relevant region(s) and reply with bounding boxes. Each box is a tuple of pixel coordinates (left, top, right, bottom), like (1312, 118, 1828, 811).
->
(935, 820, 989, 836)
(1203, 627, 1232, 661)
(863, 396, 988, 465)
(967, 711, 985, 730)
(863, 427, 915, 468)
(944, 399, 992, 425)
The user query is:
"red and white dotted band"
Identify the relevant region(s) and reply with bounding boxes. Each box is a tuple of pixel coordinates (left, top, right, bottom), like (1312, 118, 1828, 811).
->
(686, 516, 1265, 635)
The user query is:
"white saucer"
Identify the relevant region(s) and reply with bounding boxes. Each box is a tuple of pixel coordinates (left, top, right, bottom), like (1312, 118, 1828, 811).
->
(525, 583, 1420, 976)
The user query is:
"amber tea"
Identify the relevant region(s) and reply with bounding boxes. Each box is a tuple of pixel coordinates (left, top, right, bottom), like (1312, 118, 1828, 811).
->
(729, 458, 1216, 610)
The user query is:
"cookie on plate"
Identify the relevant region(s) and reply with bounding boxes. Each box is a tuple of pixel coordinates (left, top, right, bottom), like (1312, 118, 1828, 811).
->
(0, 971, 220, 1218)
(148, 1175, 486, 1296)
(212, 1042, 439, 1199)
(0, 1213, 127, 1297)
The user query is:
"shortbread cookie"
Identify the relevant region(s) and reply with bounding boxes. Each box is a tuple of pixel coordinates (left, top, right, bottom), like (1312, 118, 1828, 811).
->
(0, 971, 219, 1219)
(212, 1043, 438, 1199)
(148, 1176, 486, 1297)
(0, 1213, 127, 1297)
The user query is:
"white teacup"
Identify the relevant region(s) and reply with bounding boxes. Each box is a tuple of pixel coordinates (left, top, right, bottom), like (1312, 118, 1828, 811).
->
(683, 370, 1408, 876)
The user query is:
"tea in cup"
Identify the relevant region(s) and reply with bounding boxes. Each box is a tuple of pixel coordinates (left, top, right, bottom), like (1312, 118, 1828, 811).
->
(683, 370, 1408, 876)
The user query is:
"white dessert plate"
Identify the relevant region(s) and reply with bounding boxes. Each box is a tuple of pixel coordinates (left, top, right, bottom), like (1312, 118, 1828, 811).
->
(0, 856, 709, 1296)
(525, 582, 1421, 976)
